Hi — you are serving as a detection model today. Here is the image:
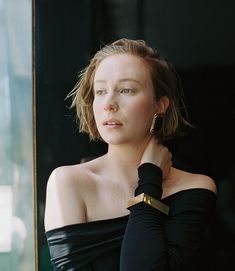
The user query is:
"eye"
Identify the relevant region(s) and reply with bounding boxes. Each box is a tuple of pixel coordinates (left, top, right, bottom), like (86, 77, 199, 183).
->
(94, 89, 106, 95)
(120, 88, 133, 94)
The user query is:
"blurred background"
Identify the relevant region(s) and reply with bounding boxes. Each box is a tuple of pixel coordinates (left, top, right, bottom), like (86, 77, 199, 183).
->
(35, 0, 235, 270)
(0, 0, 34, 270)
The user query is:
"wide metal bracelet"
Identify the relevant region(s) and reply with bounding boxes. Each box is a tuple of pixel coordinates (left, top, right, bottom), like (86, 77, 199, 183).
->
(127, 193, 170, 215)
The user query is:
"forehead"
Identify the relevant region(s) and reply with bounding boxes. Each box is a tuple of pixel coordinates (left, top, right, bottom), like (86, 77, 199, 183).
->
(94, 53, 151, 83)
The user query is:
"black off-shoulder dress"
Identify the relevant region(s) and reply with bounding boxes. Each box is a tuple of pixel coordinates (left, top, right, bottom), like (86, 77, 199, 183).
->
(46, 163, 216, 271)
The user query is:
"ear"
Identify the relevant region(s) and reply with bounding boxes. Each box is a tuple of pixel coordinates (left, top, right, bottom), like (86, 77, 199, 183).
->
(155, 96, 169, 115)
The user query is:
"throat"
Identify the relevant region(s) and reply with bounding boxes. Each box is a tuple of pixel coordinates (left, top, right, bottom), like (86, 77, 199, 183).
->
(106, 144, 145, 169)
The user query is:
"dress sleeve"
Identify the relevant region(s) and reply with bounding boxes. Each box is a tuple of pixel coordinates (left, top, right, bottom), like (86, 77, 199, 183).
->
(120, 163, 216, 271)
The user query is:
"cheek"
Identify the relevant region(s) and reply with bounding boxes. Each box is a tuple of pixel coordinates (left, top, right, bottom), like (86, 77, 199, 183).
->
(93, 98, 101, 113)
(127, 99, 156, 120)
(92, 102, 100, 124)
(93, 97, 105, 113)
(125, 105, 153, 134)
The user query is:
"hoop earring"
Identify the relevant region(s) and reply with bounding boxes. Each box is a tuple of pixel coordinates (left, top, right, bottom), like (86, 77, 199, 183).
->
(150, 113, 158, 134)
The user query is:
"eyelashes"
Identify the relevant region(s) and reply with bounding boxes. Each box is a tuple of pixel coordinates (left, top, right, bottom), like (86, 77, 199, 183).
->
(94, 88, 135, 96)
(120, 88, 134, 94)
(94, 89, 106, 95)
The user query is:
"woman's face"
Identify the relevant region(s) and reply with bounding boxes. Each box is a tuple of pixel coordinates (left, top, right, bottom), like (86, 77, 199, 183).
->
(92, 53, 159, 145)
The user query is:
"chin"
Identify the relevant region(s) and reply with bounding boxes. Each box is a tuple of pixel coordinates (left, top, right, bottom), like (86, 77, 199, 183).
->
(99, 129, 147, 146)
(103, 138, 126, 145)
(100, 134, 129, 145)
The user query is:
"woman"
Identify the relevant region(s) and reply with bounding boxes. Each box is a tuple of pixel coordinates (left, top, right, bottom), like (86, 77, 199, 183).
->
(44, 39, 217, 270)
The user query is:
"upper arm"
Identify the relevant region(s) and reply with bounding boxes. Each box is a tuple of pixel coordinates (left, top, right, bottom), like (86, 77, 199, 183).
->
(44, 166, 86, 232)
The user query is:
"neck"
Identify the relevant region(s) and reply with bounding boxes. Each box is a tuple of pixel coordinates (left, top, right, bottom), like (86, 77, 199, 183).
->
(104, 139, 149, 179)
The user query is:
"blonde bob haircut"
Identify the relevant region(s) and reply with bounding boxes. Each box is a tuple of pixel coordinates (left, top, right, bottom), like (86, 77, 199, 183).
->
(68, 38, 191, 141)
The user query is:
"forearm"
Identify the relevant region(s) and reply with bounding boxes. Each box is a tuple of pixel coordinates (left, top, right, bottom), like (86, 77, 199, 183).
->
(120, 163, 216, 271)
(120, 163, 169, 271)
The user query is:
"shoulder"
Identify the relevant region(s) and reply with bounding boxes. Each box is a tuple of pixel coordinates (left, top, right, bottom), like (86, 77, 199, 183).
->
(176, 169, 217, 194)
(44, 163, 92, 231)
(46, 157, 103, 192)
(47, 163, 88, 189)
(45, 164, 87, 200)
(163, 168, 217, 198)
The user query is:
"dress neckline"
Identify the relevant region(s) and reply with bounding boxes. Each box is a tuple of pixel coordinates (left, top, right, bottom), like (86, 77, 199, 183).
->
(45, 188, 216, 234)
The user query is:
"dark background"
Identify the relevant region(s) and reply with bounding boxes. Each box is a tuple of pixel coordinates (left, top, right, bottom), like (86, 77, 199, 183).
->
(35, 1, 235, 270)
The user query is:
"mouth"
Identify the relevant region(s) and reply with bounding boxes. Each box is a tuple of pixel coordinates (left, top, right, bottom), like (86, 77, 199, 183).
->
(103, 119, 123, 127)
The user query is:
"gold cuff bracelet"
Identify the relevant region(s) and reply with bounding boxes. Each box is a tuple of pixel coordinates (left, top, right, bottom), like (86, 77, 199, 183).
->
(127, 193, 170, 215)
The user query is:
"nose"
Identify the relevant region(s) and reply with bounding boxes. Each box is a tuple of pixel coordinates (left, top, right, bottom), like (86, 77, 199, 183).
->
(104, 94, 119, 112)
(104, 103, 119, 112)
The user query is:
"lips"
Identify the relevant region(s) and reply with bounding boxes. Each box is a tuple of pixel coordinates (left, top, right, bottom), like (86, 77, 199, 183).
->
(103, 118, 122, 126)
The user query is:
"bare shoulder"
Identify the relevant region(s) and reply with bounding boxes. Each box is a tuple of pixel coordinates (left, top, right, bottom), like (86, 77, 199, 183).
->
(176, 168, 217, 193)
(44, 163, 93, 231)
(163, 168, 217, 198)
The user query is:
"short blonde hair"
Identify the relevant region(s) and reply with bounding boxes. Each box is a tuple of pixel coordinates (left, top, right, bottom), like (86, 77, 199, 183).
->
(68, 38, 191, 141)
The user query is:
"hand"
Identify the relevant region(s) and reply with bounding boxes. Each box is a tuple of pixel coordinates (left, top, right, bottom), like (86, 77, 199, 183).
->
(140, 137, 172, 179)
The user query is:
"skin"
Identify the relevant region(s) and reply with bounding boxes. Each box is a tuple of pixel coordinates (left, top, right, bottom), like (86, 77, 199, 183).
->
(44, 54, 216, 231)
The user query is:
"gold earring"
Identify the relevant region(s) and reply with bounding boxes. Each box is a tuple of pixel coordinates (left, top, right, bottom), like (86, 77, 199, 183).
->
(150, 113, 158, 134)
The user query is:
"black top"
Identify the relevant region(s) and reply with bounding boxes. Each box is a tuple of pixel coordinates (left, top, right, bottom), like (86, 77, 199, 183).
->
(46, 163, 217, 271)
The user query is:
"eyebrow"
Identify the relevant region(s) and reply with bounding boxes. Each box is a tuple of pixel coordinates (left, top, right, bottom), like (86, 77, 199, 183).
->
(94, 78, 141, 85)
